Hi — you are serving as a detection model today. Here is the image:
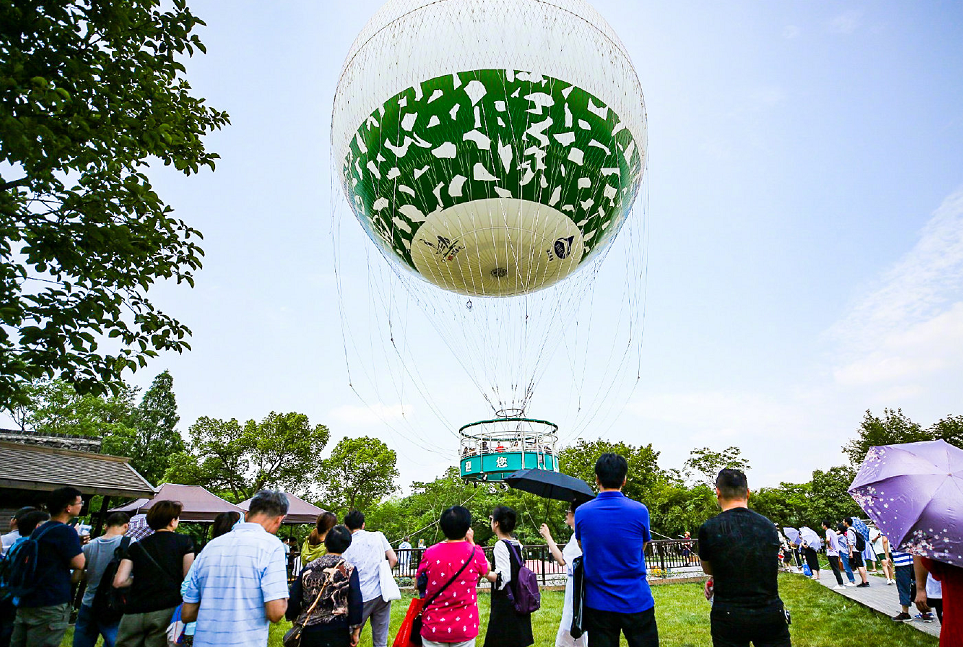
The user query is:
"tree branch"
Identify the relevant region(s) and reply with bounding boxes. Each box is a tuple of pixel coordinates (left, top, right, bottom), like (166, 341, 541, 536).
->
(0, 177, 30, 192)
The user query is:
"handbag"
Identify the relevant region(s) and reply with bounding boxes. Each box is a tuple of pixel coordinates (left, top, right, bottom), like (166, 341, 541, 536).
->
(166, 604, 186, 646)
(570, 555, 586, 639)
(380, 559, 402, 602)
(283, 577, 330, 647)
(393, 547, 477, 647)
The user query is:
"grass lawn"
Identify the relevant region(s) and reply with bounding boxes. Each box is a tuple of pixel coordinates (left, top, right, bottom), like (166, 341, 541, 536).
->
(59, 574, 935, 646)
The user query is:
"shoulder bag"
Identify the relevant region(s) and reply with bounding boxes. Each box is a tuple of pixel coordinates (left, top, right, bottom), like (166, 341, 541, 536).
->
(283, 569, 334, 647)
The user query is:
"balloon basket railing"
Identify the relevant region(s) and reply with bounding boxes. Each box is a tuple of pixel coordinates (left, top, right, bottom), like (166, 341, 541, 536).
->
(458, 415, 559, 483)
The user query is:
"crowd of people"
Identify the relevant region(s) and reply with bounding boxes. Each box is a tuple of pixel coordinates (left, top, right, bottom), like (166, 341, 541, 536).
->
(0, 454, 959, 647)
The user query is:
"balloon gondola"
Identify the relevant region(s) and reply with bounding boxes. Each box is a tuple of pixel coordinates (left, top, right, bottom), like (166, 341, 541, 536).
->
(458, 414, 559, 483)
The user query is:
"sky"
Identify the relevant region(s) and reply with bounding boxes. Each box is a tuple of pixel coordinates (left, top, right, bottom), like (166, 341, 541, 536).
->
(36, 1, 963, 493)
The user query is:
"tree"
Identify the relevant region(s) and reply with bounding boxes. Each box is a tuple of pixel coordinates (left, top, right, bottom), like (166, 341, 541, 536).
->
(558, 439, 666, 502)
(321, 436, 400, 515)
(165, 412, 329, 501)
(25, 378, 138, 457)
(807, 466, 862, 525)
(930, 414, 963, 449)
(842, 408, 930, 466)
(0, 0, 229, 412)
(683, 446, 751, 487)
(129, 370, 184, 485)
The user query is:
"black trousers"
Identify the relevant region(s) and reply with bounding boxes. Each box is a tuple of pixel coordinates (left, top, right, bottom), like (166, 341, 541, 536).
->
(802, 548, 819, 574)
(586, 606, 658, 647)
(826, 555, 844, 585)
(710, 605, 791, 647)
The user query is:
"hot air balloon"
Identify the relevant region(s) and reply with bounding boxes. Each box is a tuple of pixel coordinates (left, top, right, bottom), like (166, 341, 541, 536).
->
(332, 0, 647, 482)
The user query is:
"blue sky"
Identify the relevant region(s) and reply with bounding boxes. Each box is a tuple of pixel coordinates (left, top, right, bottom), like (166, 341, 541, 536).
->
(60, 1, 963, 492)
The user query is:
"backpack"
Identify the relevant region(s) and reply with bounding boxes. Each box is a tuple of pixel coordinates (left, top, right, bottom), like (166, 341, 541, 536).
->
(502, 540, 540, 614)
(852, 530, 865, 552)
(0, 523, 59, 601)
(90, 536, 131, 624)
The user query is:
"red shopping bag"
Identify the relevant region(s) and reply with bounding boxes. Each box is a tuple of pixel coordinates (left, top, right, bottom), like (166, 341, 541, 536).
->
(393, 597, 426, 647)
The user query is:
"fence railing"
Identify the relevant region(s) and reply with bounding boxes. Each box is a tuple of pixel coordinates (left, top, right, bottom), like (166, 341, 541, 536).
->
(288, 539, 702, 584)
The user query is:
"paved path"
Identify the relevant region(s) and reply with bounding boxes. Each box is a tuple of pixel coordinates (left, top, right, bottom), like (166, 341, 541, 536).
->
(809, 570, 940, 638)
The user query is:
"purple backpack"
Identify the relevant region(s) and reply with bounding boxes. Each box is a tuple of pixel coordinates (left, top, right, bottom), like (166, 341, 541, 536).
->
(503, 540, 541, 614)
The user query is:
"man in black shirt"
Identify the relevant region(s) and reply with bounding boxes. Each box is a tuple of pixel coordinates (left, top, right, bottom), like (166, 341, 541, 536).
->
(698, 469, 791, 647)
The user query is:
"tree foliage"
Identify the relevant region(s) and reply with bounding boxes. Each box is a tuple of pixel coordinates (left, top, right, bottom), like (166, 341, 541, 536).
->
(683, 446, 751, 486)
(321, 436, 400, 516)
(0, 0, 229, 411)
(24, 378, 138, 457)
(129, 370, 183, 485)
(843, 408, 935, 465)
(165, 412, 329, 502)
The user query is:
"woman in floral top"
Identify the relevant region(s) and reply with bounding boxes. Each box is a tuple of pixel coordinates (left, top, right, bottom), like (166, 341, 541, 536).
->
(416, 506, 490, 647)
(287, 525, 363, 647)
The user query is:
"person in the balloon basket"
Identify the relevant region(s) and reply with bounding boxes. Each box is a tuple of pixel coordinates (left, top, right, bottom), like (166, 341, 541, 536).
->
(698, 469, 791, 647)
(574, 453, 659, 647)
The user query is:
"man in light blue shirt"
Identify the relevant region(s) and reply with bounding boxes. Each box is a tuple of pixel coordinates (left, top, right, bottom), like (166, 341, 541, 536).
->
(182, 490, 289, 647)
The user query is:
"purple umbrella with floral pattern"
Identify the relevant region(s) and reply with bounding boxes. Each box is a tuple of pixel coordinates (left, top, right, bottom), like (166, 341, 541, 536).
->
(849, 439, 963, 568)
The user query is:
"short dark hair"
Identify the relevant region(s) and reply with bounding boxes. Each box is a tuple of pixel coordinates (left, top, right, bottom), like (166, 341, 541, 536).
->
(106, 512, 130, 528)
(211, 511, 240, 539)
(568, 499, 584, 514)
(836, 522, 847, 534)
(324, 525, 352, 554)
(247, 490, 289, 518)
(491, 506, 516, 533)
(595, 453, 628, 489)
(47, 486, 83, 515)
(19, 510, 50, 536)
(440, 506, 472, 540)
(843, 517, 853, 526)
(147, 500, 183, 530)
(12, 506, 36, 523)
(821, 519, 833, 529)
(344, 510, 365, 530)
(715, 469, 748, 500)
(316, 511, 337, 535)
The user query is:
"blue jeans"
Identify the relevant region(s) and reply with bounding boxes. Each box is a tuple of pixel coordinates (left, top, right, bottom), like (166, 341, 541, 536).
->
(72, 604, 118, 647)
(839, 554, 855, 583)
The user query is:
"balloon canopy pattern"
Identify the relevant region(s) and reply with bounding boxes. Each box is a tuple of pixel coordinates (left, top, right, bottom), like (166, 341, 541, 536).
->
(333, 0, 647, 298)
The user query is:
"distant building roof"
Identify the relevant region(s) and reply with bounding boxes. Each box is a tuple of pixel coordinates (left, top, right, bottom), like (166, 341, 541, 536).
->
(0, 441, 155, 498)
(0, 428, 102, 453)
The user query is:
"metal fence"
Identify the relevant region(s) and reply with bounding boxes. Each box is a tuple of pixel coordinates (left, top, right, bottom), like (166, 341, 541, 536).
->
(387, 539, 701, 585)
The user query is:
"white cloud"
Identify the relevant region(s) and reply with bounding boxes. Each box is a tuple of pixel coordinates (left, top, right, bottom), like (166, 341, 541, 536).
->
(830, 189, 963, 385)
(328, 402, 412, 425)
(830, 10, 862, 34)
(782, 25, 800, 40)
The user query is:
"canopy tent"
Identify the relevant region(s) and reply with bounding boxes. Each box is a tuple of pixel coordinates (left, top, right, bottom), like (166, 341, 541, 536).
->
(238, 492, 324, 525)
(109, 483, 243, 523)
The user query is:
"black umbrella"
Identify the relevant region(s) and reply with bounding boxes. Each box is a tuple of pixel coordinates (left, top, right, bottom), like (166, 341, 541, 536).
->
(504, 469, 595, 502)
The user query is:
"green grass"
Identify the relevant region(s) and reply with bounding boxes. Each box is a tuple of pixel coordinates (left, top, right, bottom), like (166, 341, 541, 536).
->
(59, 574, 936, 646)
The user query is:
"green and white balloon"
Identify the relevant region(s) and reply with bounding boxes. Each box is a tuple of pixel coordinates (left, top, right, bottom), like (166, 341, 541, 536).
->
(333, 0, 647, 297)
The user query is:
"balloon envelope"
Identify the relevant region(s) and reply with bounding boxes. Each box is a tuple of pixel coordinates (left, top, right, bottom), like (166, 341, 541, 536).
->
(332, 0, 647, 297)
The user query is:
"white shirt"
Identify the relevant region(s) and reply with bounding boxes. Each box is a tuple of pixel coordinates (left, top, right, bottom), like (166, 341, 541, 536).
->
(1, 530, 20, 557)
(342, 529, 392, 602)
(926, 573, 943, 599)
(492, 539, 521, 590)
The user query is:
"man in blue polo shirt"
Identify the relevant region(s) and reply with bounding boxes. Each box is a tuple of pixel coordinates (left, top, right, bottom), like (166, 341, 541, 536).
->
(575, 453, 658, 647)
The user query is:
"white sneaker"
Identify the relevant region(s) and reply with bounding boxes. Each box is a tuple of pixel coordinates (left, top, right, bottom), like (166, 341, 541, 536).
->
(887, 579, 895, 585)
(845, 582, 857, 587)
(834, 585, 847, 590)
